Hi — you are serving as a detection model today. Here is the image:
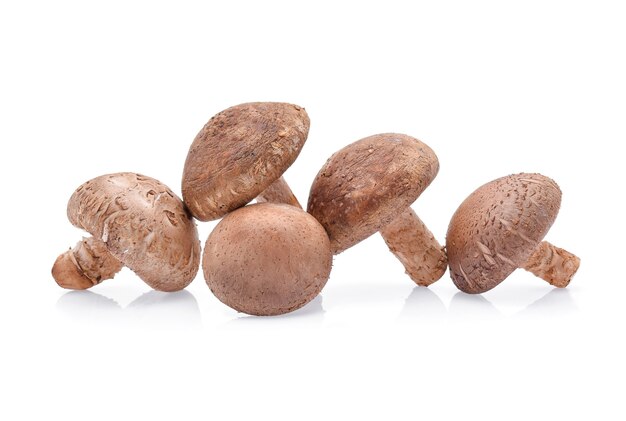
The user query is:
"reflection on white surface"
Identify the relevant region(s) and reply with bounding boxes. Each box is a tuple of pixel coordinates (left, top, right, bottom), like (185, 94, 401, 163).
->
(56, 290, 122, 322)
(126, 290, 202, 328)
(449, 292, 502, 319)
(56, 289, 202, 329)
(57, 290, 121, 310)
(228, 295, 325, 324)
(516, 288, 578, 317)
(55, 285, 578, 327)
(395, 287, 579, 321)
(397, 287, 446, 322)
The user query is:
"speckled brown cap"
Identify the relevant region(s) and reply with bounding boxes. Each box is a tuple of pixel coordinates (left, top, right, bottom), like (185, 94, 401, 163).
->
(447, 173, 562, 293)
(52, 173, 201, 292)
(307, 133, 439, 254)
(203, 203, 332, 316)
(182, 102, 310, 221)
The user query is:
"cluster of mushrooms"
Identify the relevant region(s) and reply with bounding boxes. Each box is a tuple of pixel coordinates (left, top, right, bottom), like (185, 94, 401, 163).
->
(52, 102, 581, 316)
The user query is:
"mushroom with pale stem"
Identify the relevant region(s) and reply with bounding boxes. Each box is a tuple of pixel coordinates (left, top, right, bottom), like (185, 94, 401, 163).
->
(203, 203, 332, 316)
(446, 173, 580, 294)
(182, 102, 309, 221)
(52, 173, 201, 292)
(307, 133, 447, 286)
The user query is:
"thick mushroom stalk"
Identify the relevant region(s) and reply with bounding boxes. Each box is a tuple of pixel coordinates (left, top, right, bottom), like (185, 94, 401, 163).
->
(522, 241, 580, 288)
(379, 208, 447, 286)
(52, 237, 123, 290)
(308, 133, 446, 286)
(255, 176, 302, 209)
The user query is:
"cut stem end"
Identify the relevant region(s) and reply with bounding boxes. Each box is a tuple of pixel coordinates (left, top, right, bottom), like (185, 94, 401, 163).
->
(52, 237, 123, 290)
(523, 241, 580, 288)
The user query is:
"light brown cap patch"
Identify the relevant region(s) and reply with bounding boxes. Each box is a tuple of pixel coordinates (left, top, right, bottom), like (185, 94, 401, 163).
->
(203, 203, 332, 316)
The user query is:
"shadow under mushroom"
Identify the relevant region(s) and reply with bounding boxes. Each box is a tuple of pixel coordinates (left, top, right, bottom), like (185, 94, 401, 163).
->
(56, 288, 202, 328)
(397, 287, 446, 322)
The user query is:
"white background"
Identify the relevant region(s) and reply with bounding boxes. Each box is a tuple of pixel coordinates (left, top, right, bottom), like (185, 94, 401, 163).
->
(1, 1, 624, 420)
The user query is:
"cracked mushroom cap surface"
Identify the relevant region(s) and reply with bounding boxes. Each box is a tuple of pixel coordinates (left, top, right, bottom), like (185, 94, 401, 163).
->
(203, 203, 332, 316)
(307, 133, 439, 254)
(182, 102, 310, 221)
(446, 173, 561, 294)
(67, 173, 201, 291)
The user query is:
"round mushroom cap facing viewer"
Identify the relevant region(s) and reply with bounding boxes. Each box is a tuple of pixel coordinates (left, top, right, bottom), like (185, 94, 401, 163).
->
(308, 133, 447, 286)
(52, 173, 201, 292)
(446, 173, 580, 294)
(203, 203, 332, 316)
(182, 102, 309, 221)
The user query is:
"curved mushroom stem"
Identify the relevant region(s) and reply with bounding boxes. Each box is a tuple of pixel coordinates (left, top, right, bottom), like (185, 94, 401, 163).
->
(379, 208, 447, 286)
(522, 241, 580, 288)
(52, 237, 123, 290)
(256, 176, 302, 209)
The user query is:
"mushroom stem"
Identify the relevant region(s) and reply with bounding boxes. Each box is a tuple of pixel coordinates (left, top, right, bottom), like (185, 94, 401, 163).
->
(52, 237, 123, 290)
(522, 241, 580, 288)
(379, 208, 447, 286)
(256, 176, 302, 209)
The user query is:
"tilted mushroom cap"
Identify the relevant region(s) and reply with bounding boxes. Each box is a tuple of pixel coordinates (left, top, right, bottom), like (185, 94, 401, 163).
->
(182, 102, 310, 221)
(446, 173, 561, 293)
(65, 173, 201, 291)
(203, 203, 332, 316)
(307, 133, 439, 254)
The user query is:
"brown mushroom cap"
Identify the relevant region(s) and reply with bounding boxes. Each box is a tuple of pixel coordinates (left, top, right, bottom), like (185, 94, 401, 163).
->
(307, 133, 439, 254)
(66, 173, 201, 291)
(446, 173, 562, 293)
(203, 203, 332, 316)
(182, 102, 310, 221)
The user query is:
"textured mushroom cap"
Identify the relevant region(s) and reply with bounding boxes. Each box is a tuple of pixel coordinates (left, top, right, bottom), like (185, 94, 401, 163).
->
(203, 203, 332, 316)
(307, 133, 439, 254)
(446, 173, 562, 294)
(67, 173, 201, 291)
(182, 102, 310, 221)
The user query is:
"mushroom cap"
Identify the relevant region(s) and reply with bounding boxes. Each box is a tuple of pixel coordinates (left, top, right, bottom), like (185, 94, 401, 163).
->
(307, 133, 439, 254)
(446, 173, 562, 294)
(203, 203, 332, 316)
(182, 102, 310, 221)
(67, 173, 201, 291)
